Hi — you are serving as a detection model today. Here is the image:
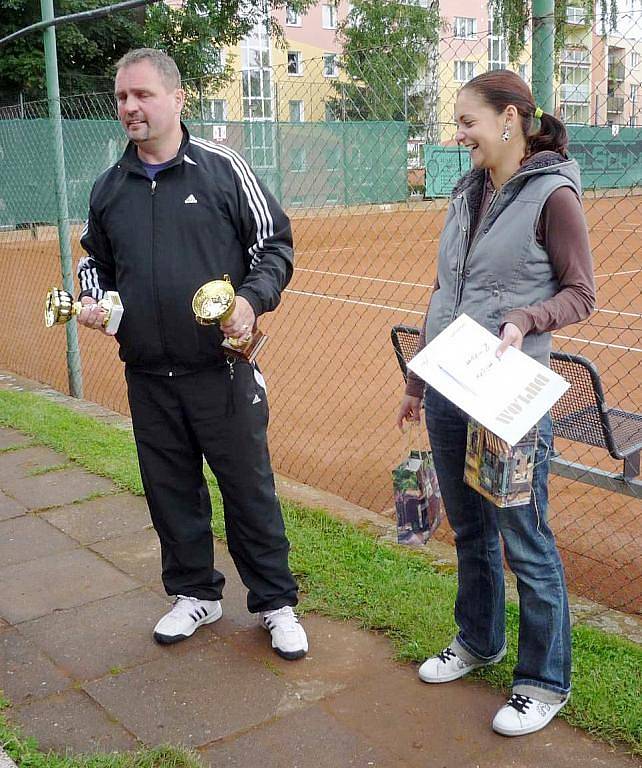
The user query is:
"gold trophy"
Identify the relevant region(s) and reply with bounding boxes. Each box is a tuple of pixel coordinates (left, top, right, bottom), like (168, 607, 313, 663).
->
(192, 274, 267, 362)
(44, 287, 124, 334)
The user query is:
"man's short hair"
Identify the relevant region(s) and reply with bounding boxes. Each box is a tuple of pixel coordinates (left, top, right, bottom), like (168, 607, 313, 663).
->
(116, 49, 181, 90)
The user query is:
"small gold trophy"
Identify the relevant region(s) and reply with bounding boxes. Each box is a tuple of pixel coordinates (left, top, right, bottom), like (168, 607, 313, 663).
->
(44, 287, 124, 334)
(192, 274, 267, 362)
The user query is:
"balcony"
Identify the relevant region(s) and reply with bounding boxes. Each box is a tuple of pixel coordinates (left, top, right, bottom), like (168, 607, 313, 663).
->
(560, 83, 590, 102)
(607, 95, 625, 113)
(565, 6, 587, 25)
(608, 63, 626, 83)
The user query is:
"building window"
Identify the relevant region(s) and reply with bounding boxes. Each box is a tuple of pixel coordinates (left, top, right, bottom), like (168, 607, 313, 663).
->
(287, 51, 303, 75)
(630, 51, 640, 69)
(241, 20, 273, 121)
(285, 5, 301, 25)
(289, 100, 305, 122)
(487, 17, 508, 70)
(209, 99, 227, 122)
(454, 60, 476, 82)
(323, 53, 339, 77)
(518, 64, 528, 82)
(453, 16, 477, 38)
(322, 3, 338, 29)
(560, 47, 590, 106)
(560, 103, 589, 124)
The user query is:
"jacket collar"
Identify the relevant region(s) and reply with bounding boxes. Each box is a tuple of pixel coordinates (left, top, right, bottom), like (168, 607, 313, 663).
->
(118, 122, 192, 174)
(451, 150, 575, 227)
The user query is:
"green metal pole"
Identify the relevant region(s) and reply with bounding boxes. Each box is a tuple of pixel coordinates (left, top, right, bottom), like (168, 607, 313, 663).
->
(41, 0, 83, 398)
(531, 0, 555, 113)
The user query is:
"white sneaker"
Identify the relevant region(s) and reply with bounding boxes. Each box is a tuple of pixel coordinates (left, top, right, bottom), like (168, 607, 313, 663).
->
(492, 693, 567, 736)
(153, 595, 222, 644)
(260, 605, 308, 660)
(418, 645, 504, 683)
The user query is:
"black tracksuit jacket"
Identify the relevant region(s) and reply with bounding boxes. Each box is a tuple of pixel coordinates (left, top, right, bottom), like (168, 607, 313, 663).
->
(78, 125, 294, 374)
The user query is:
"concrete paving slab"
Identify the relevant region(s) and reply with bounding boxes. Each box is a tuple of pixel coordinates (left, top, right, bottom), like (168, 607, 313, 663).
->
(0, 428, 32, 449)
(0, 490, 27, 521)
(18, 588, 170, 681)
(89, 527, 161, 586)
(7, 690, 139, 754)
(0, 548, 139, 623)
(322, 664, 640, 768)
(0, 515, 78, 567)
(42, 493, 152, 544)
(84, 639, 304, 748)
(1, 467, 117, 510)
(227, 614, 394, 701)
(0, 627, 73, 705)
(199, 703, 406, 767)
(0, 445, 66, 483)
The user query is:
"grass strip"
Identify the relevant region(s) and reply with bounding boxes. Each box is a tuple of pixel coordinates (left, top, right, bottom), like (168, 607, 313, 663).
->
(0, 389, 640, 758)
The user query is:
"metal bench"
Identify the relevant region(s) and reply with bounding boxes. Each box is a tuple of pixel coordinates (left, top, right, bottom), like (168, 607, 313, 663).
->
(391, 324, 642, 497)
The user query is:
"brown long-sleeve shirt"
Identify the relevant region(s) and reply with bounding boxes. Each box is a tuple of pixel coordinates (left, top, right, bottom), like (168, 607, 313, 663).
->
(405, 183, 596, 398)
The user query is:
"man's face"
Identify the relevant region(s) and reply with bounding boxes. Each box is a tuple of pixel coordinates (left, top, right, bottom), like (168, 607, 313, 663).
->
(115, 60, 184, 145)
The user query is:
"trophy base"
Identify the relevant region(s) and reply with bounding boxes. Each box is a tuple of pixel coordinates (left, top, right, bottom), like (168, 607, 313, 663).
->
(222, 330, 268, 363)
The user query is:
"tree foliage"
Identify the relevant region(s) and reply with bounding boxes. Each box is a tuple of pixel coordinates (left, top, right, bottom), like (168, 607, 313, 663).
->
(0, 0, 313, 103)
(331, 0, 439, 121)
(488, 0, 619, 63)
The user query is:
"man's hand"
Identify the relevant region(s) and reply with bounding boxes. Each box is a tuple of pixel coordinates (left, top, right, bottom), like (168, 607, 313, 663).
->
(77, 296, 112, 335)
(496, 322, 523, 358)
(220, 296, 256, 342)
(396, 395, 422, 431)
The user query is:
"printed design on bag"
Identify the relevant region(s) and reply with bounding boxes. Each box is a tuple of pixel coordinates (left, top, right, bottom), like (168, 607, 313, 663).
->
(392, 449, 444, 546)
(463, 420, 537, 508)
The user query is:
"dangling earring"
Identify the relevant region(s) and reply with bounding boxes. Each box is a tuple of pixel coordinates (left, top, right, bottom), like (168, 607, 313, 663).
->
(501, 123, 511, 142)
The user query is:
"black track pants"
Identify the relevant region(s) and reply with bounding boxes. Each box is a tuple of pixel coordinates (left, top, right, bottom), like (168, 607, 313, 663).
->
(125, 362, 298, 613)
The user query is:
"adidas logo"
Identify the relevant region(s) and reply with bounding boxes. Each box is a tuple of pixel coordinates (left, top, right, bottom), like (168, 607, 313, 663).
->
(184, 194, 198, 204)
(252, 394, 261, 405)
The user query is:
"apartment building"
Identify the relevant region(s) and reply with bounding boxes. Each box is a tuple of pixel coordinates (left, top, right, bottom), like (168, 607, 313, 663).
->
(199, 0, 642, 132)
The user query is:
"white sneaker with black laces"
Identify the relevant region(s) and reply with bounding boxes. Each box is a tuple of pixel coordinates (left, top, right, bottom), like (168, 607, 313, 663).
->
(260, 606, 308, 660)
(418, 646, 504, 683)
(492, 693, 567, 736)
(153, 595, 222, 644)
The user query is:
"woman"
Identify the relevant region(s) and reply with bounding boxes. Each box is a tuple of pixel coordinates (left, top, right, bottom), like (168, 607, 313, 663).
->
(397, 70, 595, 737)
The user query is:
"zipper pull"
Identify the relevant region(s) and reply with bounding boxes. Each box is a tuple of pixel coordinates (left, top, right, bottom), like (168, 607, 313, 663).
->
(151, 179, 157, 195)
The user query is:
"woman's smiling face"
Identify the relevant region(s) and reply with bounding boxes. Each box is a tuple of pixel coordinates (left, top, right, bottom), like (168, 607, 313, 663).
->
(454, 88, 508, 170)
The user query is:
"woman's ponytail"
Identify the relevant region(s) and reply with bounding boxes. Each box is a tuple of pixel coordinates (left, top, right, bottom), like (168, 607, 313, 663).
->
(527, 112, 569, 158)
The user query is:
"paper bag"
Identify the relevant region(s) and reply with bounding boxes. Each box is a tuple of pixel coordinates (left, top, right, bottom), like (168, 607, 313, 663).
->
(392, 444, 443, 545)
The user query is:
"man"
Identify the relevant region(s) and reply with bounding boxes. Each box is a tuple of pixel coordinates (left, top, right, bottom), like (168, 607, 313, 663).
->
(77, 48, 307, 660)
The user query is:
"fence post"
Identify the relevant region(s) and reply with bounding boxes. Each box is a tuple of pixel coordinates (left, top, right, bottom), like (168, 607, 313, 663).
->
(41, 0, 83, 398)
(531, 0, 555, 114)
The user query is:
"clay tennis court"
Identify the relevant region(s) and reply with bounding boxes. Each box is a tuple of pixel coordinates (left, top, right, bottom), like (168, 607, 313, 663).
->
(1, 193, 640, 614)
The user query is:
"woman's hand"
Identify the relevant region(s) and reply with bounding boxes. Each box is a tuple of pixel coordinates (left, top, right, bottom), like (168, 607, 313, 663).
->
(396, 395, 421, 431)
(496, 322, 523, 358)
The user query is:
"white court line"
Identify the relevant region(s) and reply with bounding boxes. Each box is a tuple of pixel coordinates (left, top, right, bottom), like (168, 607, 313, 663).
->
(595, 308, 642, 319)
(295, 267, 433, 289)
(293, 269, 641, 317)
(285, 289, 642, 353)
(285, 289, 425, 315)
(553, 334, 642, 354)
(594, 268, 642, 279)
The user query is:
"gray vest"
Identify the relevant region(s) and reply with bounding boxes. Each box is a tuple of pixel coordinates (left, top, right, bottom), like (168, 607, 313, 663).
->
(425, 157, 582, 366)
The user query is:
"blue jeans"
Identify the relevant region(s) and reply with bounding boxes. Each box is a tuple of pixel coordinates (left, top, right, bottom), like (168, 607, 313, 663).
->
(425, 387, 571, 703)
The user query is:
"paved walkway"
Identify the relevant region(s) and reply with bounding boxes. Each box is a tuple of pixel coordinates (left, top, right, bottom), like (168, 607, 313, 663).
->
(0, 424, 639, 767)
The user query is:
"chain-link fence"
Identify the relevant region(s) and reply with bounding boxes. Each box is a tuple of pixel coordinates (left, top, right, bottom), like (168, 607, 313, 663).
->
(1, 30, 640, 620)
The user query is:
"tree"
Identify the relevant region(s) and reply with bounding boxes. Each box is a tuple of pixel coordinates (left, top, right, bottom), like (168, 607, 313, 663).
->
(0, 0, 144, 102)
(0, 0, 313, 104)
(330, 0, 439, 123)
